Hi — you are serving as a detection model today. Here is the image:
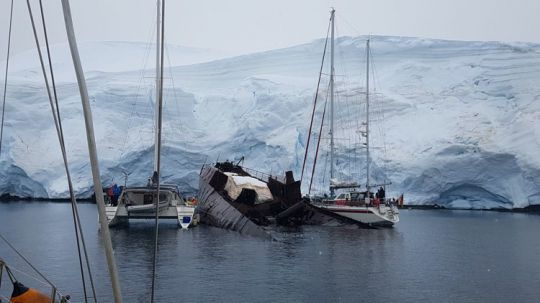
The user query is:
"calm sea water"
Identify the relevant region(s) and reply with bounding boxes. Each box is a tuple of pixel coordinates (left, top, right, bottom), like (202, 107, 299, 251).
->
(1, 202, 539, 302)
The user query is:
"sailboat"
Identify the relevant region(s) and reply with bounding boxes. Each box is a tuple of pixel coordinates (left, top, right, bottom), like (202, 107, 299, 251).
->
(307, 9, 399, 226)
(105, 0, 196, 229)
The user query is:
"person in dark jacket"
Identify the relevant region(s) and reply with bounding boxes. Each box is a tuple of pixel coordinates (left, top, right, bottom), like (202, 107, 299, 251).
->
(112, 183, 121, 206)
(378, 186, 386, 201)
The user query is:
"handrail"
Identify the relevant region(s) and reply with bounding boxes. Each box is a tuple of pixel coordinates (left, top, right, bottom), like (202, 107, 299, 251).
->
(240, 166, 286, 183)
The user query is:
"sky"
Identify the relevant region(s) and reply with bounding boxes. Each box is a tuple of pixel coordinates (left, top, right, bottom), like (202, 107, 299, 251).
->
(1, 0, 539, 58)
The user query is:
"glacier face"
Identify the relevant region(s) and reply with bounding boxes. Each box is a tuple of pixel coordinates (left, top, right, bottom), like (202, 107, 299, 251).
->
(0, 37, 539, 208)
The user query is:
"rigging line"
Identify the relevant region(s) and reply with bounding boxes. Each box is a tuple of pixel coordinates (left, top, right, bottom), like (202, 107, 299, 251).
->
(320, 151, 329, 194)
(117, 16, 156, 160)
(335, 12, 363, 38)
(60, 1, 123, 301)
(151, 0, 165, 301)
(320, 84, 332, 191)
(39, 0, 62, 140)
(4, 263, 70, 301)
(0, 233, 58, 291)
(300, 18, 331, 183)
(334, 21, 354, 182)
(0, 259, 4, 292)
(369, 45, 389, 181)
(37, 2, 97, 301)
(27, 1, 96, 301)
(25, 1, 89, 298)
(165, 44, 183, 136)
(309, 83, 331, 194)
(120, 18, 156, 159)
(309, 99, 327, 194)
(0, 0, 14, 157)
(37, 1, 97, 301)
(7, 265, 56, 288)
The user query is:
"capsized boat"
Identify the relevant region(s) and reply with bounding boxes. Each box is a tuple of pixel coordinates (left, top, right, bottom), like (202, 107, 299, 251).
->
(198, 161, 332, 238)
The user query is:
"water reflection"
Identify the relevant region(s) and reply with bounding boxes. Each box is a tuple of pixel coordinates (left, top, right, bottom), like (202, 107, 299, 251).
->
(1, 204, 539, 302)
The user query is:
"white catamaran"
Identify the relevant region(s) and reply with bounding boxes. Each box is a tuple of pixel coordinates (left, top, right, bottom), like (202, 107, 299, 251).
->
(106, 0, 196, 229)
(308, 9, 400, 227)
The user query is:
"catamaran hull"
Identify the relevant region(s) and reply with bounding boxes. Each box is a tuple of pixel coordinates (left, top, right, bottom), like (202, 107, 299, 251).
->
(127, 201, 169, 214)
(106, 205, 197, 229)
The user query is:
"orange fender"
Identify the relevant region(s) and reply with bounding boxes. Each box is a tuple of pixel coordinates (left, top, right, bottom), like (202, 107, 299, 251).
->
(11, 282, 52, 303)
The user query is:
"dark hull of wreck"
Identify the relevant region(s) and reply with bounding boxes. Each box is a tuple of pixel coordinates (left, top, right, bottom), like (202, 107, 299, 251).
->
(198, 165, 272, 239)
(197, 164, 347, 238)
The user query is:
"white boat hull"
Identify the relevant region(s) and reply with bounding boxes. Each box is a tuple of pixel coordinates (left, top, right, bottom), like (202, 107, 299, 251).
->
(126, 200, 169, 214)
(106, 205, 197, 229)
(315, 204, 399, 226)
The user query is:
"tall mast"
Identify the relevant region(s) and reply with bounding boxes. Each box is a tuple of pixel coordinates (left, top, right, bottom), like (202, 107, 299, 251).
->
(329, 8, 335, 196)
(153, 0, 162, 173)
(60, 0, 123, 302)
(365, 39, 370, 193)
(151, 0, 165, 300)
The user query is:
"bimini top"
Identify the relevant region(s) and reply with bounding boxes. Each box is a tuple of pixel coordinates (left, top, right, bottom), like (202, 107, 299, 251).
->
(124, 184, 180, 193)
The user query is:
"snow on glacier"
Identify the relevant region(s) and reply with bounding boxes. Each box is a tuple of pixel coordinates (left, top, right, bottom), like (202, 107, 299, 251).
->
(0, 36, 539, 209)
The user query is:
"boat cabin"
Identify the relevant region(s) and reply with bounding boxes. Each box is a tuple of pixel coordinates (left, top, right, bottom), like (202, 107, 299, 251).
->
(328, 191, 376, 206)
(119, 186, 183, 207)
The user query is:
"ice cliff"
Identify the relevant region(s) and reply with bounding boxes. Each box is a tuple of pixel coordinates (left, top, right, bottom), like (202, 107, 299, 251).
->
(0, 37, 539, 209)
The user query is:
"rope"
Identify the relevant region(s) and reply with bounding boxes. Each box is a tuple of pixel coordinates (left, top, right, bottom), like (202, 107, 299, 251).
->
(119, 18, 156, 159)
(0, 261, 3, 291)
(7, 265, 52, 288)
(151, 1, 165, 301)
(0, 0, 14, 157)
(35, 2, 95, 301)
(309, 89, 330, 194)
(0, 234, 56, 289)
(369, 44, 390, 186)
(165, 44, 184, 137)
(0, 261, 70, 302)
(5, 265, 16, 284)
(27, 1, 97, 301)
(300, 19, 331, 183)
(26, 1, 90, 301)
(308, 80, 331, 194)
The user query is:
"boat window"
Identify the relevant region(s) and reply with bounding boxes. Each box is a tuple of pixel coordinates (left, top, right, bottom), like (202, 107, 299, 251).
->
(350, 192, 360, 200)
(337, 193, 347, 199)
(144, 194, 154, 204)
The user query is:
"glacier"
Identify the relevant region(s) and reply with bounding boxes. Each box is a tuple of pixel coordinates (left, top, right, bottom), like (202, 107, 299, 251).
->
(0, 36, 539, 209)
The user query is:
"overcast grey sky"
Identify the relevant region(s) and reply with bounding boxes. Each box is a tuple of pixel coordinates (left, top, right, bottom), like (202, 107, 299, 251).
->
(1, 0, 539, 57)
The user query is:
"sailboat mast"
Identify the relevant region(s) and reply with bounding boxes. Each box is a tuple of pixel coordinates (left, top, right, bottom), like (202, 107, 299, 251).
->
(151, 0, 165, 300)
(365, 39, 370, 193)
(60, 0, 123, 302)
(329, 8, 335, 195)
(153, 0, 162, 173)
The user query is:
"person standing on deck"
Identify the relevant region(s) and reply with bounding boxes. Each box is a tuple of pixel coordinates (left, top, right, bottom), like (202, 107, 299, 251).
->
(112, 183, 120, 206)
(107, 185, 114, 204)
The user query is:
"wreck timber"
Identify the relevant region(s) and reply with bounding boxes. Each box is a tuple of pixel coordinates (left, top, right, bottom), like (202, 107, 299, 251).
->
(198, 161, 334, 238)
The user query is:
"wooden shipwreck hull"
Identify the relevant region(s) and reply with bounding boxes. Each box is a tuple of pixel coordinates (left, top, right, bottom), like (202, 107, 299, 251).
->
(197, 162, 333, 238)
